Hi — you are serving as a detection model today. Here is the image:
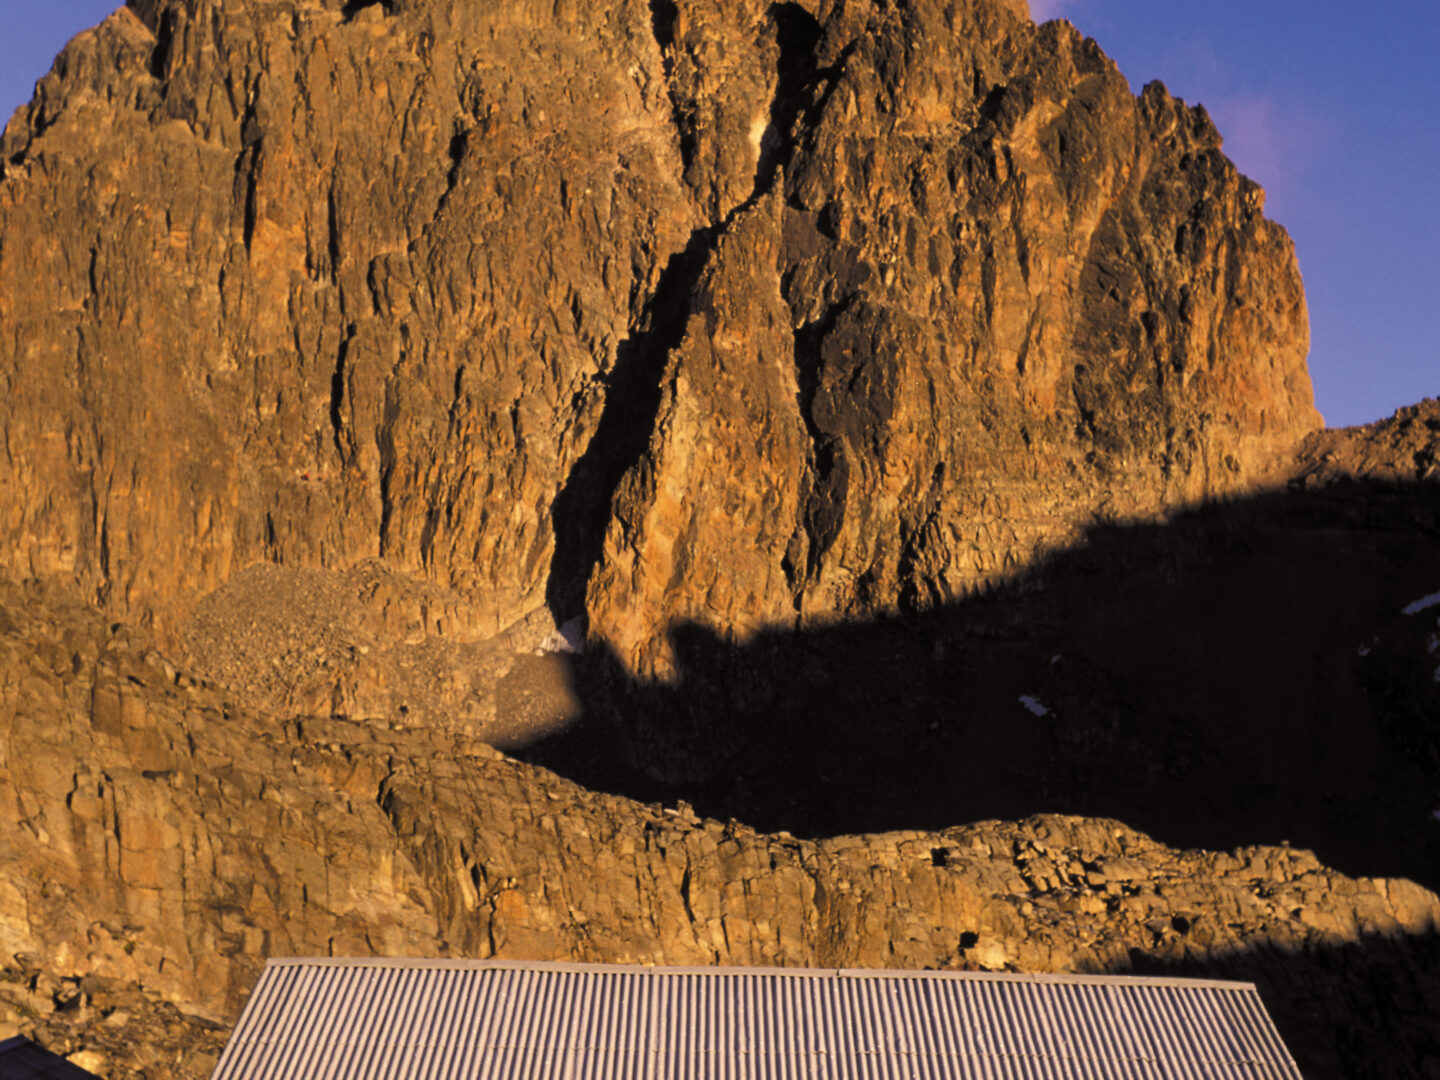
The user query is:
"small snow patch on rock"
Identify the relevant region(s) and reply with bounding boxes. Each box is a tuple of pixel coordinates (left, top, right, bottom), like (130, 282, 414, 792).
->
(1402, 590, 1440, 616)
(1019, 695, 1049, 717)
(539, 617, 585, 655)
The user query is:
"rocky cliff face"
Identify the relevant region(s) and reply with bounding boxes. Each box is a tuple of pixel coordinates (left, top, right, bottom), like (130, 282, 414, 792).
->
(2, 0, 1434, 1077)
(0, 0, 1317, 679)
(582, 0, 1320, 676)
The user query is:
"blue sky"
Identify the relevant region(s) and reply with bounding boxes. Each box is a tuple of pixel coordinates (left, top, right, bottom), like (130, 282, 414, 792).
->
(3, 1, 1436, 427)
(1026, 0, 1438, 426)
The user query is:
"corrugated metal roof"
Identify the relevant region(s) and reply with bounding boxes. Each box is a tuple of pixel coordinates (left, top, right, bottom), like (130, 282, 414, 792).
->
(211, 959, 1303, 1080)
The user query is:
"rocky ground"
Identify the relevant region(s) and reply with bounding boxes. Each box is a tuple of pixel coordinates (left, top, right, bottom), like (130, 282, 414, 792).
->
(0, 0, 1436, 1076)
(2, 566, 1440, 1077)
(174, 559, 582, 748)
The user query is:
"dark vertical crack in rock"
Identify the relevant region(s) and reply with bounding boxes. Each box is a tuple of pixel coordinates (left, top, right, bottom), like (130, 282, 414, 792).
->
(791, 298, 855, 585)
(147, 7, 176, 81)
(328, 324, 354, 459)
(548, 3, 834, 623)
(235, 101, 263, 252)
(647, 0, 695, 175)
(757, 4, 822, 198)
(377, 381, 401, 554)
(545, 226, 717, 621)
(769, 4, 856, 601)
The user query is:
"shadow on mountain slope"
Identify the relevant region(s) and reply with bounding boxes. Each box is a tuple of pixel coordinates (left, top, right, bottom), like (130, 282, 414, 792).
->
(1112, 928, 1440, 1079)
(521, 478, 1440, 889)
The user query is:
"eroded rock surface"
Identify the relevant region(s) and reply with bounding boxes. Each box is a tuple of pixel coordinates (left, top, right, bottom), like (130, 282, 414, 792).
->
(174, 560, 581, 748)
(1, 0, 1430, 1077)
(0, 0, 1317, 679)
(584, 2, 1320, 675)
(1, 580, 1438, 1079)
(1292, 396, 1440, 487)
(1, 0, 694, 645)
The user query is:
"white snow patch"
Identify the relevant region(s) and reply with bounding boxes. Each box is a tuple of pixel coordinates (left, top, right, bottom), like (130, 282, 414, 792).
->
(1049, 654, 1062, 665)
(1428, 634, 1439, 656)
(539, 617, 585, 656)
(1402, 590, 1440, 616)
(1357, 644, 1371, 657)
(1019, 695, 1049, 717)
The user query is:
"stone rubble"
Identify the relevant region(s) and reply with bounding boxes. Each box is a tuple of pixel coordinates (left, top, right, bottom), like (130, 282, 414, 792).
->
(1, 578, 1438, 1077)
(0, 0, 1435, 1077)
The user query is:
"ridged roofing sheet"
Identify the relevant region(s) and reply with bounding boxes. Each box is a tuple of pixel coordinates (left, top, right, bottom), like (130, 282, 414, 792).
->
(211, 960, 1303, 1080)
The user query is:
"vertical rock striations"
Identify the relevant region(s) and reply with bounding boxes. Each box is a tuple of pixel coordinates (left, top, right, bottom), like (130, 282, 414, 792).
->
(0, 0, 695, 642)
(9, 2, 1420, 1076)
(584, 2, 1319, 673)
(0, 0, 1317, 680)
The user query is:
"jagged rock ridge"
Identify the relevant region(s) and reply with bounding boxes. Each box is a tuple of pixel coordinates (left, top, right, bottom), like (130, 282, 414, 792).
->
(2, 0, 1436, 1078)
(0, 0, 1317, 679)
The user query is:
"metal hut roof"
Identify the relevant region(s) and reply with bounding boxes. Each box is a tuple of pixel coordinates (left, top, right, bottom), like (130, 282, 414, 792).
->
(211, 958, 1304, 1080)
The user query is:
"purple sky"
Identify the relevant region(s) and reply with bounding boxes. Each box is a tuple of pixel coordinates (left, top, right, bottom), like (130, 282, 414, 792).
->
(3, 1, 1435, 427)
(1030, 0, 1439, 427)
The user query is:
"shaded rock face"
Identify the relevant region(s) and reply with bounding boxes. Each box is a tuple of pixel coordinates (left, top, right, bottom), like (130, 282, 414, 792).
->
(0, 0, 1316, 681)
(5, 0, 1432, 1078)
(529, 469, 1440, 891)
(1, 578, 1439, 1080)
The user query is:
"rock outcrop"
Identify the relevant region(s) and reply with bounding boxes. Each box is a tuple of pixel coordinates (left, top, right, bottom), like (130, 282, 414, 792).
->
(583, 0, 1320, 675)
(1, 579, 1438, 1079)
(2, 0, 1434, 1078)
(0, 0, 1317, 682)
(1292, 396, 1440, 487)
